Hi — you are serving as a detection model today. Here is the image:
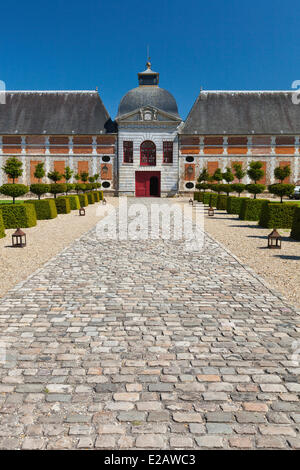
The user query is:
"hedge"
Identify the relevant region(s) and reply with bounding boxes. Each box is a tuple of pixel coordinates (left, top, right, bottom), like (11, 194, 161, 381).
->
(227, 196, 249, 215)
(78, 194, 88, 207)
(0, 212, 5, 238)
(198, 192, 205, 202)
(194, 192, 200, 201)
(216, 194, 228, 210)
(259, 202, 299, 229)
(93, 191, 100, 203)
(239, 198, 269, 221)
(86, 192, 95, 204)
(52, 197, 71, 214)
(291, 207, 300, 240)
(24, 199, 57, 220)
(209, 193, 218, 208)
(97, 190, 104, 200)
(0, 203, 37, 228)
(203, 193, 211, 205)
(61, 195, 80, 210)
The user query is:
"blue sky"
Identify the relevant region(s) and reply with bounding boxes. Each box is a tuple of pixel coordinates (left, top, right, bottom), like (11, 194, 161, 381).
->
(1, 0, 299, 119)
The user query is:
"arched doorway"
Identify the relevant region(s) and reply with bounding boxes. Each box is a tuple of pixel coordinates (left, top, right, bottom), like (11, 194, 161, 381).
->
(150, 176, 159, 196)
(140, 141, 156, 166)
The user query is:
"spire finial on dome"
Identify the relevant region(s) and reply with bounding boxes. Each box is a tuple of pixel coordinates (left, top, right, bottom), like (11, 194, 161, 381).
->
(146, 58, 151, 70)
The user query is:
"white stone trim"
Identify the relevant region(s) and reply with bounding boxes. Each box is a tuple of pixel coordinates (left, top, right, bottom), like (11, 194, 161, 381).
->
(247, 136, 252, 155)
(223, 136, 228, 155)
(69, 136, 73, 155)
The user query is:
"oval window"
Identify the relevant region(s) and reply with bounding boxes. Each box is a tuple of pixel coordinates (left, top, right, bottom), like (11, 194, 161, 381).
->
(102, 181, 111, 189)
(185, 182, 194, 189)
(102, 156, 111, 163)
(186, 156, 194, 163)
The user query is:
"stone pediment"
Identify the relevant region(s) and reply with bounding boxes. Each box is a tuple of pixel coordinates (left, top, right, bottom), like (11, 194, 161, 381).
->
(116, 106, 181, 124)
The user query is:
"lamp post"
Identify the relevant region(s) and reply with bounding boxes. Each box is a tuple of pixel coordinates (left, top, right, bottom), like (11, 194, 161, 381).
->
(208, 207, 214, 217)
(189, 198, 193, 206)
(268, 229, 282, 249)
(79, 207, 86, 216)
(12, 228, 26, 247)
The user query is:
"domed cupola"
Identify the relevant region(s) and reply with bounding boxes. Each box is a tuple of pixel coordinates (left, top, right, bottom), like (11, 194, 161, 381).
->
(117, 60, 180, 119)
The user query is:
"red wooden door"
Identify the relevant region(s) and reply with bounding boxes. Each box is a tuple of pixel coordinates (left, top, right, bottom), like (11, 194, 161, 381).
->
(135, 171, 160, 197)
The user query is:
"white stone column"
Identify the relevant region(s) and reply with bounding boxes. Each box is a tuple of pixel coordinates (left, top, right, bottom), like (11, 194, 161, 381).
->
(69, 136, 73, 155)
(271, 136, 276, 155)
(199, 137, 204, 156)
(245, 157, 250, 184)
(247, 136, 252, 155)
(92, 137, 97, 175)
(223, 136, 228, 155)
(269, 157, 276, 184)
(21, 136, 26, 184)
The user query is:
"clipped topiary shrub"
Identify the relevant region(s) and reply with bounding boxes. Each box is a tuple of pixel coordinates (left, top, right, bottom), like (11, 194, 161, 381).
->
(227, 196, 249, 215)
(0, 203, 37, 228)
(290, 207, 300, 240)
(239, 198, 269, 221)
(259, 202, 299, 228)
(203, 193, 211, 205)
(198, 192, 204, 202)
(93, 191, 100, 203)
(49, 183, 67, 198)
(25, 199, 57, 220)
(216, 194, 228, 210)
(86, 192, 95, 204)
(61, 195, 80, 210)
(30, 183, 50, 200)
(0, 212, 5, 238)
(78, 194, 88, 207)
(0, 183, 29, 203)
(209, 193, 218, 208)
(52, 197, 71, 214)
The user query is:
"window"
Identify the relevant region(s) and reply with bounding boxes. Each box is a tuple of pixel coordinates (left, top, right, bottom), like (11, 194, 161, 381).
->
(140, 141, 156, 166)
(163, 142, 173, 163)
(123, 141, 133, 163)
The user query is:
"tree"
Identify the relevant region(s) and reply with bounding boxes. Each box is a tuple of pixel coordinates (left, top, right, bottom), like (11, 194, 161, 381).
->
(47, 171, 62, 183)
(222, 167, 234, 184)
(80, 172, 89, 183)
(231, 183, 246, 197)
(93, 173, 100, 182)
(233, 163, 246, 182)
(274, 165, 291, 183)
(196, 183, 210, 192)
(88, 176, 95, 183)
(63, 166, 73, 183)
(34, 163, 45, 182)
(0, 184, 28, 204)
(30, 184, 50, 200)
(247, 161, 264, 184)
(2, 157, 23, 183)
(213, 168, 223, 183)
(49, 183, 67, 198)
(246, 183, 266, 199)
(74, 173, 80, 182)
(218, 184, 233, 195)
(268, 183, 295, 203)
(198, 168, 210, 184)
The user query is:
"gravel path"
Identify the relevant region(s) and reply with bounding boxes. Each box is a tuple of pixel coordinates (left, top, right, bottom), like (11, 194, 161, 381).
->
(0, 198, 299, 450)
(199, 204, 300, 310)
(0, 198, 119, 299)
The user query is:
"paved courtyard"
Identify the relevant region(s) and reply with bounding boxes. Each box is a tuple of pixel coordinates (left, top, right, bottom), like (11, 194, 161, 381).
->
(0, 198, 299, 450)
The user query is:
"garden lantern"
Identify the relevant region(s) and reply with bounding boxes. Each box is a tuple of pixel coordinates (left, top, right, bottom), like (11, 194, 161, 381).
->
(268, 229, 282, 249)
(79, 207, 86, 216)
(208, 207, 214, 217)
(189, 198, 193, 206)
(103, 198, 107, 205)
(12, 228, 26, 248)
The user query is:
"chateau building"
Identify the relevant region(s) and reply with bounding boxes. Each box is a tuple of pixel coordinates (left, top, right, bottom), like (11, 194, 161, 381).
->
(0, 61, 299, 195)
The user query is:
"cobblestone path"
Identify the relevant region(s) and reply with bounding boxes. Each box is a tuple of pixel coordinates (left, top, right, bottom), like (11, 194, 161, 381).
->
(0, 199, 299, 450)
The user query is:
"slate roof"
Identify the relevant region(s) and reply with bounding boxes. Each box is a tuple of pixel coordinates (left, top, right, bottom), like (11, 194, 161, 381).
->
(117, 86, 180, 119)
(181, 91, 300, 135)
(0, 91, 116, 134)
